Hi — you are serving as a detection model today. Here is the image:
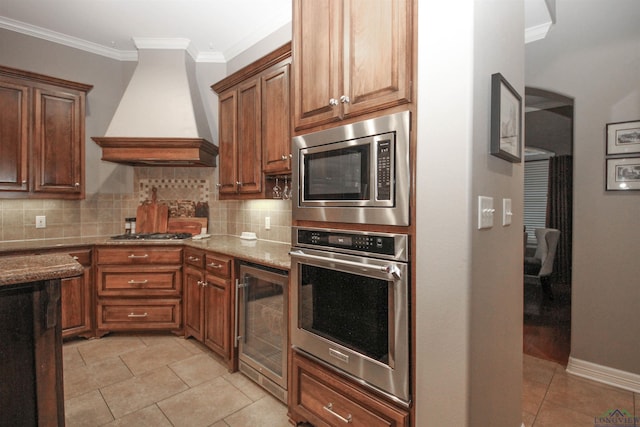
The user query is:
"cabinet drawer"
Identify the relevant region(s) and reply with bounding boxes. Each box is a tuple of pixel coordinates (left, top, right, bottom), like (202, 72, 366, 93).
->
(97, 266, 181, 297)
(292, 353, 408, 427)
(96, 247, 182, 265)
(97, 299, 181, 330)
(184, 248, 205, 269)
(68, 249, 92, 266)
(205, 253, 232, 278)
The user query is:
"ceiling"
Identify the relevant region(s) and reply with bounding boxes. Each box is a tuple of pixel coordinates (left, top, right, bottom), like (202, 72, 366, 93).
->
(1, 0, 552, 63)
(0, 0, 291, 62)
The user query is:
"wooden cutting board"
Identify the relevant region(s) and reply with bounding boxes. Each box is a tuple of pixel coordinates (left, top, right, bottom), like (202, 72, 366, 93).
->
(167, 217, 207, 234)
(136, 187, 168, 233)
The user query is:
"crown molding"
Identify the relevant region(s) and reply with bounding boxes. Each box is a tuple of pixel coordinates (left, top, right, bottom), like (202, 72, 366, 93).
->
(525, 21, 553, 44)
(0, 16, 137, 61)
(0, 15, 290, 63)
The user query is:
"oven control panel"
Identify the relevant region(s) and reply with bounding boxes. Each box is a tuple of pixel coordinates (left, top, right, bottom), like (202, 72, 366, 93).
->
(294, 227, 408, 260)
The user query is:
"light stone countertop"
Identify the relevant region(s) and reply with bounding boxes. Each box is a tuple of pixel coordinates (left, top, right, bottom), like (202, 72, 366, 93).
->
(0, 253, 84, 287)
(0, 235, 292, 270)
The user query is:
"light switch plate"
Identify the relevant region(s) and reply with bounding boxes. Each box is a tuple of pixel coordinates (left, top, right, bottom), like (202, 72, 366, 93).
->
(502, 198, 512, 226)
(478, 196, 494, 229)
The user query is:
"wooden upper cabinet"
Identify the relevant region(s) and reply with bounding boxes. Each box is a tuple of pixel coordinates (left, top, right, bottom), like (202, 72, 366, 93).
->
(33, 86, 84, 195)
(293, 0, 413, 132)
(262, 62, 292, 175)
(216, 78, 262, 197)
(236, 79, 262, 194)
(217, 90, 238, 196)
(0, 65, 92, 199)
(0, 81, 29, 192)
(212, 43, 291, 199)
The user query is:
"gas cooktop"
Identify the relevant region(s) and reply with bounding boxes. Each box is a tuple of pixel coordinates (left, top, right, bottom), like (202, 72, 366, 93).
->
(110, 233, 193, 240)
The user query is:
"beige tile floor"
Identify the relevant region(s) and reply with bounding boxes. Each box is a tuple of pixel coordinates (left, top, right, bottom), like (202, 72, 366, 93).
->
(64, 334, 639, 426)
(63, 333, 289, 426)
(522, 354, 639, 427)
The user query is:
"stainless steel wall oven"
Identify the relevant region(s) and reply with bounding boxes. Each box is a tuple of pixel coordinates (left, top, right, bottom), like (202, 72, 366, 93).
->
(289, 227, 411, 405)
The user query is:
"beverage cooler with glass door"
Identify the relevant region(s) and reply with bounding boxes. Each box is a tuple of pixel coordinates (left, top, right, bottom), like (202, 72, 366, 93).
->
(236, 262, 289, 402)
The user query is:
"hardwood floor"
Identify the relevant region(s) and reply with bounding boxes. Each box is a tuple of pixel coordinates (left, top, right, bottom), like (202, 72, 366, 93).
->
(523, 279, 571, 365)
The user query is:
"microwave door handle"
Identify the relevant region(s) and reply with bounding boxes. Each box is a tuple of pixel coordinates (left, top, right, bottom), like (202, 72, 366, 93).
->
(289, 250, 402, 280)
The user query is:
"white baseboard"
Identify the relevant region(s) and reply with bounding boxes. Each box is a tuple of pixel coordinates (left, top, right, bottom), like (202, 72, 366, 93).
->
(566, 357, 640, 393)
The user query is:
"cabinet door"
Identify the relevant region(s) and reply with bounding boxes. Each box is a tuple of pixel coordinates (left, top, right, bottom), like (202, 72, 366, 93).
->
(237, 79, 262, 194)
(342, 0, 412, 118)
(184, 266, 204, 341)
(203, 275, 230, 357)
(293, 0, 342, 131)
(217, 90, 238, 195)
(32, 86, 84, 197)
(61, 264, 93, 339)
(0, 80, 29, 192)
(262, 62, 292, 175)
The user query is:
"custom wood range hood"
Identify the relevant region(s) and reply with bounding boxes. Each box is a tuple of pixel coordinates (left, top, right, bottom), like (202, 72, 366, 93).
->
(92, 39, 218, 167)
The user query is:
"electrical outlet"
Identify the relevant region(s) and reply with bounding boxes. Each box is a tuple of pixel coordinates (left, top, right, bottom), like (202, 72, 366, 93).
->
(35, 215, 46, 229)
(265, 216, 271, 230)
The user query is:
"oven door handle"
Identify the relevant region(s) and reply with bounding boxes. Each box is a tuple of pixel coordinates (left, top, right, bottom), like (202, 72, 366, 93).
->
(289, 250, 402, 280)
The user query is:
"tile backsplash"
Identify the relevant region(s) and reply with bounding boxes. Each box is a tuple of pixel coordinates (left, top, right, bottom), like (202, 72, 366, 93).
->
(0, 167, 292, 244)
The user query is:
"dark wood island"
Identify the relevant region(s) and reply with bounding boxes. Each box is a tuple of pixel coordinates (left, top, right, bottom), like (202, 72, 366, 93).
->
(0, 254, 83, 427)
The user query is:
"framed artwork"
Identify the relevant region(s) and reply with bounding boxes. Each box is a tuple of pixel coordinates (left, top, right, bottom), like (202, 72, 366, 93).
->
(490, 73, 522, 163)
(606, 120, 640, 155)
(606, 157, 640, 191)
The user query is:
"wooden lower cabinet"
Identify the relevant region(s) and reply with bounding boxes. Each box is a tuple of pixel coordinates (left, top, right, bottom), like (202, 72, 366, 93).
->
(289, 352, 409, 427)
(61, 248, 94, 339)
(184, 247, 233, 368)
(95, 246, 182, 336)
(1, 279, 65, 426)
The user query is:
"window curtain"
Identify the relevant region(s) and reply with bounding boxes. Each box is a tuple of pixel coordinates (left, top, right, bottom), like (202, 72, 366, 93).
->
(546, 155, 572, 284)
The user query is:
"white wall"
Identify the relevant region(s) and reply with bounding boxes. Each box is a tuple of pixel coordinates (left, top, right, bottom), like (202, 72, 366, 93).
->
(415, 0, 524, 425)
(526, 0, 640, 376)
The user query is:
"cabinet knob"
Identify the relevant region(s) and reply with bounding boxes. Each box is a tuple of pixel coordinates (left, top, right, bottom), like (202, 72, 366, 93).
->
(74, 182, 80, 187)
(236, 181, 243, 186)
(216, 183, 223, 188)
(340, 95, 350, 104)
(281, 155, 288, 160)
(329, 98, 339, 106)
(22, 180, 27, 184)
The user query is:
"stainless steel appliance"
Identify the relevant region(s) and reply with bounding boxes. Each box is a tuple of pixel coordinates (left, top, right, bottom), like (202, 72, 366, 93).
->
(236, 262, 289, 402)
(289, 227, 411, 405)
(292, 111, 411, 226)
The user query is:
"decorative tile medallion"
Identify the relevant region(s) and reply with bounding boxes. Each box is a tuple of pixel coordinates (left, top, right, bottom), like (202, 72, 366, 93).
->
(138, 179, 209, 204)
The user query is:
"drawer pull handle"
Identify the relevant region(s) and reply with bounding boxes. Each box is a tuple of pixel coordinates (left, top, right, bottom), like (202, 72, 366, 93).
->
(323, 403, 352, 424)
(127, 312, 148, 318)
(188, 256, 200, 262)
(127, 279, 148, 285)
(208, 263, 223, 269)
(128, 254, 149, 259)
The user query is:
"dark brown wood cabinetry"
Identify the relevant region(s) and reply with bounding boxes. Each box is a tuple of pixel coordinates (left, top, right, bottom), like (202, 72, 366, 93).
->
(183, 247, 233, 369)
(60, 248, 94, 339)
(0, 280, 65, 427)
(95, 246, 183, 336)
(212, 43, 292, 199)
(262, 62, 292, 175)
(0, 65, 92, 199)
(292, 0, 413, 132)
(290, 352, 409, 427)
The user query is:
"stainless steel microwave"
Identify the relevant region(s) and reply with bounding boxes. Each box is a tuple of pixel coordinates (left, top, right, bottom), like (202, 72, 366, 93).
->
(292, 111, 411, 226)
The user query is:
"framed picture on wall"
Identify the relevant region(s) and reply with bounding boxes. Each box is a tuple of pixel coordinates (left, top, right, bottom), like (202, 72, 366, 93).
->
(606, 120, 640, 155)
(490, 73, 522, 163)
(606, 157, 640, 190)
